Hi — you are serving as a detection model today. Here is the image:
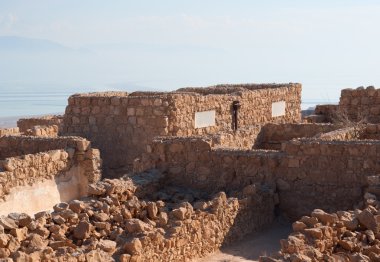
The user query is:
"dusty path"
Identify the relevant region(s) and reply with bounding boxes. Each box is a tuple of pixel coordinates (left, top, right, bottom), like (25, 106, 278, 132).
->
(194, 221, 291, 262)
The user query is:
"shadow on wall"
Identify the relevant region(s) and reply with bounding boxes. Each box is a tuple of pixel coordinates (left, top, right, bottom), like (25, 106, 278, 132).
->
(0, 167, 88, 216)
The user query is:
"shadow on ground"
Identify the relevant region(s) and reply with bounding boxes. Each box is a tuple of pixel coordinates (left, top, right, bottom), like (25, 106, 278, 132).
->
(194, 220, 291, 262)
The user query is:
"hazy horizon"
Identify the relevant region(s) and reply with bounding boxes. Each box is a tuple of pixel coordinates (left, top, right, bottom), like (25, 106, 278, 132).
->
(1, 1, 380, 104)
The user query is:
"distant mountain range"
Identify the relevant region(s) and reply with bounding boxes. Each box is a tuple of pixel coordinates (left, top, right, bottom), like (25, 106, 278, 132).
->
(0, 36, 90, 54)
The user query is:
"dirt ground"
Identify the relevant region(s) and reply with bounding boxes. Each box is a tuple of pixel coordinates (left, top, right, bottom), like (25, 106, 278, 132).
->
(194, 221, 291, 262)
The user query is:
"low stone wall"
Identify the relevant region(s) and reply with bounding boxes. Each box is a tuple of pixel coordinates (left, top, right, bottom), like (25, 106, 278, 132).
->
(17, 115, 63, 133)
(214, 125, 261, 149)
(0, 128, 19, 137)
(24, 125, 59, 137)
(256, 123, 339, 150)
(146, 137, 280, 194)
(314, 104, 339, 122)
(0, 146, 101, 215)
(142, 134, 380, 220)
(0, 135, 91, 159)
(0, 178, 274, 261)
(315, 127, 358, 140)
(136, 190, 275, 261)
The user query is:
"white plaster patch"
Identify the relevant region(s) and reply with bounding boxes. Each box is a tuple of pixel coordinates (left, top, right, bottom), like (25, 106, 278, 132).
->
(195, 110, 216, 128)
(272, 101, 286, 117)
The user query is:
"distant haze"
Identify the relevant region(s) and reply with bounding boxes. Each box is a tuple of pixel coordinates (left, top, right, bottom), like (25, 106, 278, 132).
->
(1, 0, 380, 103)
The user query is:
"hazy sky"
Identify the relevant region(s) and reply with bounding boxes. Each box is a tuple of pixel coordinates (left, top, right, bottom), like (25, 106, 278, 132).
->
(1, 0, 380, 101)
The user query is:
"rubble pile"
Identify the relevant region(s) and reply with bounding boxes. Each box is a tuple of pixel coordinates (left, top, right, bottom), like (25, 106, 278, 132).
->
(0, 178, 274, 261)
(262, 193, 380, 262)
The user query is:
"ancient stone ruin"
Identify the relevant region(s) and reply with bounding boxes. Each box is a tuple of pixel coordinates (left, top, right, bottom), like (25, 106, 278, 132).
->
(1, 83, 380, 261)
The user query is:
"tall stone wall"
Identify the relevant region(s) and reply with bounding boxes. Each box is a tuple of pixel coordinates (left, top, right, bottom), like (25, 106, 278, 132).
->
(278, 138, 380, 219)
(339, 86, 380, 123)
(62, 92, 171, 171)
(170, 83, 302, 136)
(62, 83, 301, 172)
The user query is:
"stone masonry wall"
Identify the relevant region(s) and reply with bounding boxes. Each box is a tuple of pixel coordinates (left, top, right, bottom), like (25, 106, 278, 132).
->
(339, 86, 380, 123)
(0, 135, 102, 200)
(0, 150, 70, 200)
(256, 123, 339, 150)
(214, 125, 262, 149)
(278, 139, 380, 219)
(0, 143, 101, 215)
(0, 128, 20, 137)
(24, 125, 59, 137)
(62, 84, 301, 172)
(143, 134, 380, 220)
(145, 137, 280, 194)
(17, 115, 63, 133)
(169, 83, 302, 136)
(314, 104, 339, 122)
(62, 92, 170, 171)
(0, 135, 92, 160)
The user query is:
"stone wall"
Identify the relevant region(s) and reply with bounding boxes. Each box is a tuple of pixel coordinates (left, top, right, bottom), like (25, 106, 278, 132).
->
(62, 83, 301, 172)
(62, 92, 170, 171)
(0, 135, 91, 160)
(0, 128, 20, 137)
(314, 104, 339, 122)
(256, 123, 339, 150)
(142, 133, 380, 220)
(134, 190, 275, 261)
(144, 137, 280, 194)
(24, 125, 59, 137)
(0, 146, 101, 215)
(17, 115, 63, 133)
(170, 83, 302, 136)
(339, 86, 380, 123)
(0, 178, 274, 261)
(211, 125, 262, 149)
(361, 124, 380, 140)
(278, 138, 380, 219)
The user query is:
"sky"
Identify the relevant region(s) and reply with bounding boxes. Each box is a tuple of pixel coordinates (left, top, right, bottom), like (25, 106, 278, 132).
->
(1, 0, 380, 102)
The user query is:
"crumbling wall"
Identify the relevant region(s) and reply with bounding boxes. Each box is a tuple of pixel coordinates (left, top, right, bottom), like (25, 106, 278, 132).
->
(17, 115, 63, 133)
(256, 123, 339, 150)
(0, 178, 274, 261)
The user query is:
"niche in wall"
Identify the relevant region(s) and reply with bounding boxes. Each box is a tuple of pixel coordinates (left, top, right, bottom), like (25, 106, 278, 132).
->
(272, 101, 286, 117)
(195, 110, 216, 128)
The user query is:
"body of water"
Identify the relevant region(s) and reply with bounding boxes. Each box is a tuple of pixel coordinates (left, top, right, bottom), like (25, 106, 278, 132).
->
(0, 91, 69, 118)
